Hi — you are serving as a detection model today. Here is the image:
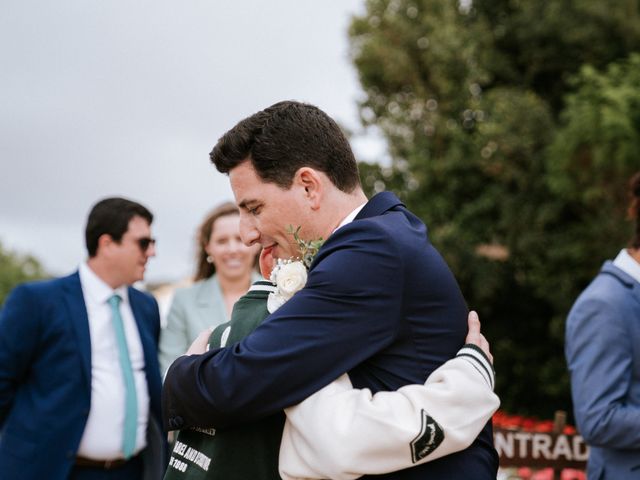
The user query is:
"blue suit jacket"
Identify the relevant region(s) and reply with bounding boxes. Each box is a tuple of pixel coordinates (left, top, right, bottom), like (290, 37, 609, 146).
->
(163, 192, 498, 479)
(566, 261, 640, 479)
(0, 272, 166, 480)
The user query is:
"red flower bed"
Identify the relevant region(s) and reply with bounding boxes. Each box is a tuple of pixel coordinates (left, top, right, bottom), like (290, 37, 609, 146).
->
(492, 410, 577, 435)
(493, 410, 586, 480)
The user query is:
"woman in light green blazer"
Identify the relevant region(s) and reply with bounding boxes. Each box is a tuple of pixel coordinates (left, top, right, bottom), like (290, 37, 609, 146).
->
(159, 202, 259, 373)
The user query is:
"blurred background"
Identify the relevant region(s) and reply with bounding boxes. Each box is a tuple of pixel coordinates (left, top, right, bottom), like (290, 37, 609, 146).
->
(0, 0, 387, 283)
(3, 1, 640, 475)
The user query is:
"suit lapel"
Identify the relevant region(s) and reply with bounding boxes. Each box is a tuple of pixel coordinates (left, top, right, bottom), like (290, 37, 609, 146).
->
(309, 192, 406, 272)
(196, 275, 222, 307)
(63, 272, 92, 389)
(129, 288, 162, 417)
(602, 261, 636, 287)
(128, 290, 166, 461)
(195, 276, 227, 323)
(631, 283, 640, 311)
(602, 261, 640, 310)
(355, 191, 405, 220)
(128, 288, 153, 368)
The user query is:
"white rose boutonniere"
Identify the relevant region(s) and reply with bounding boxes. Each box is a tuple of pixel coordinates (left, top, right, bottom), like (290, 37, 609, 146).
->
(267, 226, 324, 313)
(268, 259, 307, 313)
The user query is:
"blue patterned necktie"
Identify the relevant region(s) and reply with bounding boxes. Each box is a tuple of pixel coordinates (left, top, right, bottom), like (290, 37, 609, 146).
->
(108, 294, 138, 459)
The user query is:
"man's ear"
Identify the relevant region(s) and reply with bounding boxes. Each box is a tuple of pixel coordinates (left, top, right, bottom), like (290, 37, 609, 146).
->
(96, 233, 115, 257)
(295, 167, 323, 209)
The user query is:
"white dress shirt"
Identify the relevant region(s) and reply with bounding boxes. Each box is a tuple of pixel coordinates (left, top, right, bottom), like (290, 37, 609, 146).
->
(333, 202, 366, 233)
(613, 248, 640, 283)
(77, 262, 150, 460)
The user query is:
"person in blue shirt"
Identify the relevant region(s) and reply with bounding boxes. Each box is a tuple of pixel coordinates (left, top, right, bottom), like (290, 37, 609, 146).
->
(566, 171, 640, 479)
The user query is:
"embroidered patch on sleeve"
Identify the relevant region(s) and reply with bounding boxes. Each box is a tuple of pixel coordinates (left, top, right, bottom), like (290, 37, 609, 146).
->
(410, 409, 445, 463)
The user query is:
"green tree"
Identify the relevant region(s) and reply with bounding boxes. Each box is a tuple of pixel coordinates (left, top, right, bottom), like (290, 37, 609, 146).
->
(543, 54, 640, 313)
(473, 0, 640, 114)
(0, 242, 48, 307)
(351, 0, 640, 417)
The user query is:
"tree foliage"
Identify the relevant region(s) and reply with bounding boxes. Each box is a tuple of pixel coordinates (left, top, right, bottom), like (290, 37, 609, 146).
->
(352, 0, 640, 417)
(0, 242, 48, 307)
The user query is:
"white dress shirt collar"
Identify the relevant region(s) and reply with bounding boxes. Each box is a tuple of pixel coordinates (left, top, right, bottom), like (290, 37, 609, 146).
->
(613, 248, 640, 284)
(79, 262, 129, 305)
(333, 202, 367, 234)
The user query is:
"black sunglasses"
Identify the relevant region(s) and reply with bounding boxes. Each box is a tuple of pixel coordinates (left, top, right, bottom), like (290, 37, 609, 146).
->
(136, 237, 156, 251)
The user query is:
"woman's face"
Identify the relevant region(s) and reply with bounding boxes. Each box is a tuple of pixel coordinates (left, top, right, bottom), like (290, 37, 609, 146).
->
(205, 213, 259, 281)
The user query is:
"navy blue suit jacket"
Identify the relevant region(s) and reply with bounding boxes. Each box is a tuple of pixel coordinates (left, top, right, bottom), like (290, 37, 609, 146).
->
(163, 192, 498, 479)
(0, 272, 166, 480)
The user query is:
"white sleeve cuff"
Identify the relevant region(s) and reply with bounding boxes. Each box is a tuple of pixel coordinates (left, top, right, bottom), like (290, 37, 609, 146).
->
(456, 344, 495, 390)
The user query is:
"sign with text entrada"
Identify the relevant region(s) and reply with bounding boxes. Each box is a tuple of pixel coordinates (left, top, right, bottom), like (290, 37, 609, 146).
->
(494, 427, 589, 469)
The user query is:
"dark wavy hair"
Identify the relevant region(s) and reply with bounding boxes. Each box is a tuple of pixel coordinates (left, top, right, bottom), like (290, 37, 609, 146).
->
(210, 100, 361, 192)
(85, 197, 153, 257)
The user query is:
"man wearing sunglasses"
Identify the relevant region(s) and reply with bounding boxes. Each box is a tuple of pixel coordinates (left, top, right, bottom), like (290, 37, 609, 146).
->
(0, 197, 166, 480)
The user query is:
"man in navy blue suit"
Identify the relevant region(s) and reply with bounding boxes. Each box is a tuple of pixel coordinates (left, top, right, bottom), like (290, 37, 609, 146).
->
(163, 101, 498, 478)
(0, 197, 166, 480)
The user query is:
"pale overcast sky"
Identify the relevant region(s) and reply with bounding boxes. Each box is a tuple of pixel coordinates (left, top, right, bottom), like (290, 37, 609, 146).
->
(0, 0, 388, 283)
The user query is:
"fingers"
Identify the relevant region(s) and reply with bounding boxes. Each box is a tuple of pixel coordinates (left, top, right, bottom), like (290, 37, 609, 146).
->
(480, 335, 493, 364)
(468, 310, 481, 335)
(186, 327, 214, 356)
(465, 311, 481, 344)
(466, 310, 494, 364)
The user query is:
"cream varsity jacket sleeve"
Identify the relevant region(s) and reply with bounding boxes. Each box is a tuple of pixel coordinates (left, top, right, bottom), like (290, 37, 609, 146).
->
(279, 345, 499, 480)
